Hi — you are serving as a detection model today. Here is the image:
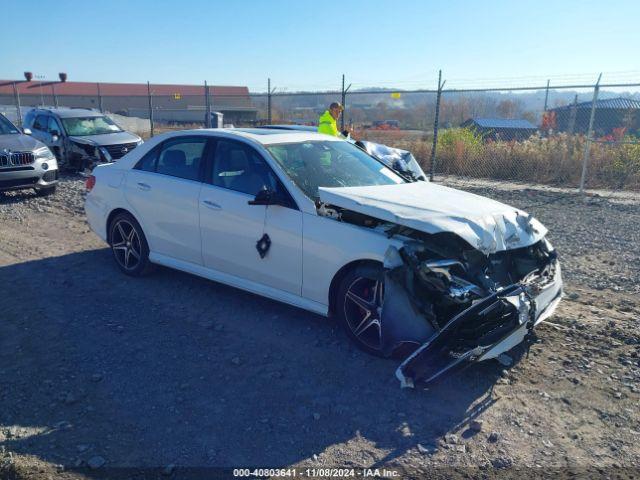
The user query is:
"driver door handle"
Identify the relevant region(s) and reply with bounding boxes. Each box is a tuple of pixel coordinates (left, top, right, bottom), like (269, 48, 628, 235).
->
(202, 200, 222, 210)
(137, 182, 151, 191)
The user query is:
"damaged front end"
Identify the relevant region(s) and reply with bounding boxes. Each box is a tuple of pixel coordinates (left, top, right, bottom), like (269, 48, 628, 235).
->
(317, 181, 563, 387)
(385, 237, 562, 388)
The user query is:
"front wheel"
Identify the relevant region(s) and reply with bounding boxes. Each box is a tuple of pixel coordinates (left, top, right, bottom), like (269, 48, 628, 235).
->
(336, 263, 388, 358)
(108, 213, 153, 276)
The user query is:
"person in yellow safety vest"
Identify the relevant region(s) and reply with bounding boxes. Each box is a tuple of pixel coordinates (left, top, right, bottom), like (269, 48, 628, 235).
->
(318, 102, 345, 137)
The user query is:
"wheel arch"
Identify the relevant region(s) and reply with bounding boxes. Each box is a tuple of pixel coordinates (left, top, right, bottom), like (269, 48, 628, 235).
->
(328, 258, 384, 317)
(106, 208, 138, 244)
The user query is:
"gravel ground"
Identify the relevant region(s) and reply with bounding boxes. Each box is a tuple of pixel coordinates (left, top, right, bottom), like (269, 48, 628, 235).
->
(0, 175, 639, 479)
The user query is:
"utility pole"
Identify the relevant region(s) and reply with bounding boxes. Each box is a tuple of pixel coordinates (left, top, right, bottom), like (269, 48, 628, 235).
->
(147, 81, 154, 137)
(579, 73, 602, 193)
(429, 70, 445, 182)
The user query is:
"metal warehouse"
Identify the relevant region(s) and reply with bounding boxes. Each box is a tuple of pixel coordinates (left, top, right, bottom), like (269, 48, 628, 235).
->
(0, 80, 257, 125)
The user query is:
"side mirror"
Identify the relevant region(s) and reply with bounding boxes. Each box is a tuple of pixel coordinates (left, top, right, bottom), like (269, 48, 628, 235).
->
(248, 188, 286, 207)
(23, 128, 32, 135)
(50, 129, 60, 137)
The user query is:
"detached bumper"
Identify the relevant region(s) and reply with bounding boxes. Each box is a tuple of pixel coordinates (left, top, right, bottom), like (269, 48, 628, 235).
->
(396, 262, 563, 388)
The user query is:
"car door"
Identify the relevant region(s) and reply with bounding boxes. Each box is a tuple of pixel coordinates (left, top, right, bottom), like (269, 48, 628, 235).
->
(30, 115, 50, 144)
(124, 135, 209, 265)
(199, 138, 303, 295)
(46, 116, 65, 160)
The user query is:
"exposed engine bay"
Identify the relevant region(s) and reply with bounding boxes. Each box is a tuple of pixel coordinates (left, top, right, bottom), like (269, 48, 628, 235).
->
(318, 200, 563, 387)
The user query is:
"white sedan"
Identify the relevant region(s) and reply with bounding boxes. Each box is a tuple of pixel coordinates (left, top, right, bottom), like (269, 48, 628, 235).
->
(85, 128, 562, 387)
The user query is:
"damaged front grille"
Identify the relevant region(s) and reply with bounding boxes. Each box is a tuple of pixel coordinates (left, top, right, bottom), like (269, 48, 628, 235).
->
(382, 238, 559, 387)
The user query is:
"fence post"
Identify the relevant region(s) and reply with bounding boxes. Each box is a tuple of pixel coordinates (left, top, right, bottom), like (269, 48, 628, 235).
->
(267, 78, 272, 124)
(543, 79, 550, 111)
(340, 74, 351, 132)
(204, 80, 211, 128)
(147, 81, 154, 138)
(579, 73, 602, 193)
(429, 70, 443, 182)
(52, 84, 58, 107)
(97, 83, 103, 112)
(341, 74, 345, 131)
(12, 82, 22, 128)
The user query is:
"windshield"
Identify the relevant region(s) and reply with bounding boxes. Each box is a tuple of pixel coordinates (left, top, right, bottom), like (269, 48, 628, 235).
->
(0, 115, 20, 135)
(267, 140, 404, 200)
(61, 116, 122, 136)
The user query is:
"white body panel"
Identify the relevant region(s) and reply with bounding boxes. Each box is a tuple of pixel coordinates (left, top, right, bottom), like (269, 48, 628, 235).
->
(124, 170, 203, 265)
(199, 183, 303, 296)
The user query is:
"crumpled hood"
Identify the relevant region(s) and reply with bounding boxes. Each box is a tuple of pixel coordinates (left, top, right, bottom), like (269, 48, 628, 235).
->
(319, 182, 547, 254)
(0, 133, 46, 151)
(68, 130, 140, 146)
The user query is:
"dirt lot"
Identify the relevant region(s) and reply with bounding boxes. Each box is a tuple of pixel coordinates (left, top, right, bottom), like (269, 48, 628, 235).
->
(1, 175, 639, 479)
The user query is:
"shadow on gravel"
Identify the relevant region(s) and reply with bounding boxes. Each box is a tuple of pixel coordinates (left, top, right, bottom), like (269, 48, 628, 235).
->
(0, 249, 507, 474)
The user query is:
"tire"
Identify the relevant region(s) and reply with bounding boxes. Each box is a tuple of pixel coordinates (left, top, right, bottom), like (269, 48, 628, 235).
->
(108, 212, 153, 276)
(336, 263, 389, 358)
(35, 185, 56, 196)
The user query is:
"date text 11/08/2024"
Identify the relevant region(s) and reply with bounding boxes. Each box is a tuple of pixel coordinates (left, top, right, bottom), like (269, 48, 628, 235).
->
(233, 468, 401, 478)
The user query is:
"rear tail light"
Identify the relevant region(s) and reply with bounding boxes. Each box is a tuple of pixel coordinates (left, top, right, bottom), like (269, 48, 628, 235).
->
(86, 175, 96, 191)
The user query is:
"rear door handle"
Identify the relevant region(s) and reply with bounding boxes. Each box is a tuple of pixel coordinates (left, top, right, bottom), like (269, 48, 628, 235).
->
(137, 182, 151, 191)
(202, 200, 222, 210)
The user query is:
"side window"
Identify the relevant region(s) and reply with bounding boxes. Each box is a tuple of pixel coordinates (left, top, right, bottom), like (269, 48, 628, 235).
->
(134, 144, 160, 172)
(48, 117, 62, 135)
(155, 137, 207, 181)
(211, 140, 278, 196)
(33, 115, 48, 131)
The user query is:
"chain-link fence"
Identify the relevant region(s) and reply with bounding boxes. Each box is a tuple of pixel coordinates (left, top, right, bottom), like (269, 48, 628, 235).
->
(1, 75, 639, 195)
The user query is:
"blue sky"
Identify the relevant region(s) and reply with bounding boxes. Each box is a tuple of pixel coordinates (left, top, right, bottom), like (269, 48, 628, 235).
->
(3, 0, 639, 91)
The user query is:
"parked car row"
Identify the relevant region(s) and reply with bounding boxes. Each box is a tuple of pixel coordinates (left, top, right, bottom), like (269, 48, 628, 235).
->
(0, 107, 143, 194)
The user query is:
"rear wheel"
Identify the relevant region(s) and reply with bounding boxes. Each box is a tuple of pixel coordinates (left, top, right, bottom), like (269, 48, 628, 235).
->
(336, 263, 388, 358)
(108, 213, 153, 276)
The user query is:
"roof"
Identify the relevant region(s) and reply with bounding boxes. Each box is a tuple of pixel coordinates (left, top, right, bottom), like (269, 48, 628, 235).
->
(0, 80, 249, 98)
(463, 118, 538, 129)
(261, 124, 317, 132)
(550, 97, 640, 111)
(227, 128, 338, 145)
(28, 107, 104, 118)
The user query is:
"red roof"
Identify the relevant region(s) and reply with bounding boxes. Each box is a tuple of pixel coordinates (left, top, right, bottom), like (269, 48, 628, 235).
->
(0, 80, 249, 97)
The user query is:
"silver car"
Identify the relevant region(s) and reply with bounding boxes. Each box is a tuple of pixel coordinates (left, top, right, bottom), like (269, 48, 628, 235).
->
(0, 113, 58, 195)
(23, 108, 143, 172)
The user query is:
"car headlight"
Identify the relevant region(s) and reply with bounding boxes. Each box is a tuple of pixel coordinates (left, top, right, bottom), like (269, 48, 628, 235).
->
(136, 138, 144, 146)
(34, 146, 55, 160)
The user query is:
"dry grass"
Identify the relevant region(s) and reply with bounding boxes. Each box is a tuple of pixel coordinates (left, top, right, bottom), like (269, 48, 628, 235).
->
(362, 128, 640, 191)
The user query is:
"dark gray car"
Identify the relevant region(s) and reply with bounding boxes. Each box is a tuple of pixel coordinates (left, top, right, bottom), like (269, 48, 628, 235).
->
(23, 108, 143, 172)
(0, 113, 58, 195)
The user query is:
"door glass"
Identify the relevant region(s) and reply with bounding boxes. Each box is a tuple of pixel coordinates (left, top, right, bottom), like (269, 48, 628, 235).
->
(134, 145, 160, 172)
(33, 115, 48, 131)
(156, 137, 207, 181)
(211, 140, 278, 196)
(47, 117, 62, 135)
